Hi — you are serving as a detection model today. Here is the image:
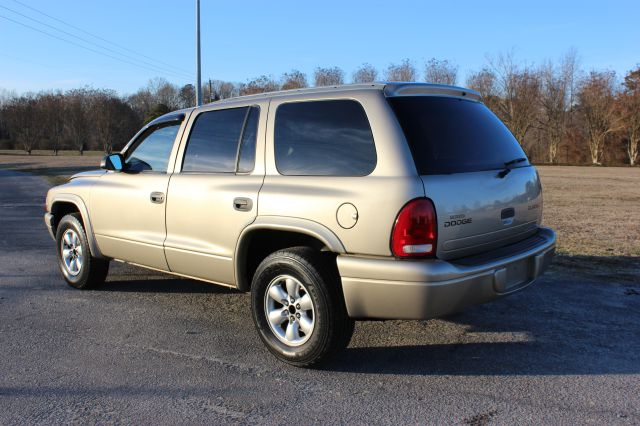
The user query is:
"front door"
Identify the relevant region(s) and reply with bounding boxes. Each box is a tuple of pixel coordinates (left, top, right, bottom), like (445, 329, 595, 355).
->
(91, 120, 183, 270)
(164, 103, 266, 285)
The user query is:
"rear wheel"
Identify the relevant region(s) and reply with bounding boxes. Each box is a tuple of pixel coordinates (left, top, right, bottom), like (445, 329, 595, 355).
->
(251, 247, 354, 367)
(55, 214, 109, 289)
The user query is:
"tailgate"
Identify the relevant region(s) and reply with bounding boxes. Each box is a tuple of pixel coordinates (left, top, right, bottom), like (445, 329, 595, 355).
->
(421, 166, 542, 260)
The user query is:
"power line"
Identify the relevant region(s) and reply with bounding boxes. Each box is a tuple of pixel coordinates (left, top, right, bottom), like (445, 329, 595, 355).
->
(10, 0, 192, 76)
(0, 3, 193, 80)
(0, 13, 191, 80)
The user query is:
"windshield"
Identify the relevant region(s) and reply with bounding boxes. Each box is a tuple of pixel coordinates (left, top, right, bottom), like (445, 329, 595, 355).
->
(388, 96, 529, 175)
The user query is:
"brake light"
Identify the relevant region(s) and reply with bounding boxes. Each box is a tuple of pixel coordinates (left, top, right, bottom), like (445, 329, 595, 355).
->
(391, 198, 437, 258)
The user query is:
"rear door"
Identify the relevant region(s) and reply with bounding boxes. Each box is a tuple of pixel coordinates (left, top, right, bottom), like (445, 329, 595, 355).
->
(163, 102, 266, 285)
(389, 96, 542, 260)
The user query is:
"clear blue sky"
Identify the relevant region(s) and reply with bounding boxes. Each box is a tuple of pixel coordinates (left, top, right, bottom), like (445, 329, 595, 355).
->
(0, 0, 638, 95)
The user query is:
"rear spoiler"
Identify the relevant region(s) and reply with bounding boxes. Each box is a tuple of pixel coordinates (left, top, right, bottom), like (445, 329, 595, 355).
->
(383, 83, 482, 102)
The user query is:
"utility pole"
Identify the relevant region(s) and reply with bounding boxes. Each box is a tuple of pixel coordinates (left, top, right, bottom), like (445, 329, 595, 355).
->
(209, 79, 213, 103)
(195, 0, 202, 106)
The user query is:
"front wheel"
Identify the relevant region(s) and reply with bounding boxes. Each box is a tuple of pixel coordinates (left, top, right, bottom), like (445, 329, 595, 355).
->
(55, 214, 109, 289)
(251, 247, 354, 367)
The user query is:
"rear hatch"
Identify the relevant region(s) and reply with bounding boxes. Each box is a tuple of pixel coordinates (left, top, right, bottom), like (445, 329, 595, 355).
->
(389, 95, 542, 260)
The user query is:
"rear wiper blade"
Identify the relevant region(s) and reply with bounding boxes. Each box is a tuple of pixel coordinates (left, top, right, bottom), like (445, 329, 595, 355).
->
(497, 157, 527, 178)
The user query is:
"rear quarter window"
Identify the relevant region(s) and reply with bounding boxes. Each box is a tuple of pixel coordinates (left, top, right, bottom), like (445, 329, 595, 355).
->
(274, 100, 376, 176)
(388, 96, 529, 175)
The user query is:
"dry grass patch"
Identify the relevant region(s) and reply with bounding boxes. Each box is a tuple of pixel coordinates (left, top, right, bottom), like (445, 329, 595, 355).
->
(538, 166, 640, 281)
(538, 166, 640, 257)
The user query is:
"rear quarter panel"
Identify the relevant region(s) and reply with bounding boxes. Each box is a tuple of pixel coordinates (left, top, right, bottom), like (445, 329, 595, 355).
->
(259, 90, 424, 256)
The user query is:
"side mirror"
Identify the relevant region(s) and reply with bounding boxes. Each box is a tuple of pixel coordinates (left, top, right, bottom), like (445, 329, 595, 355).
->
(100, 153, 124, 171)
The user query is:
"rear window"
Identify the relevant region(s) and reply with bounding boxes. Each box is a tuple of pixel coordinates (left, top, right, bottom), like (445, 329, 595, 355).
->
(274, 100, 376, 176)
(388, 96, 529, 175)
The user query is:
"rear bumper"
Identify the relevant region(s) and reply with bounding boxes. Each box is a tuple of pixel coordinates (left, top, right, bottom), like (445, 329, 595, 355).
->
(337, 227, 556, 319)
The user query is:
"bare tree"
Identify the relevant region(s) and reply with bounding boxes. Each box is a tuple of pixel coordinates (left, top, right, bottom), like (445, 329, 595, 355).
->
(65, 89, 89, 155)
(88, 90, 139, 153)
(577, 70, 620, 164)
(127, 88, 154, 122)
(619, 67, 640, 165)
(424, 58, 458, 85)
(40, 92, 66, 155)
(240, 75, 279, 96)
(484, 53, 542, 150)
(538, 50, 579, 162)
(4, 95, 42, 154)
(352, 63, 378, 83)
(218, 81, 237, 99)
(212, 80, 238, 100)
(466, 67, 499, 106)
(314, 67, 344, 87)
(90, 91, 116, 153)
(178, 84, 196, 108)
(202, 80, 237, 102)
(385, 59, 416, 82)
(0, 88, 16, 142)
(280, 70, 308, 90)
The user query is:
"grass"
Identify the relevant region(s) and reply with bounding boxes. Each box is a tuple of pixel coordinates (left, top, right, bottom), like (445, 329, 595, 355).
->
(537, 166, 640, 257)
(537, 166, 640, 282)
(1, 155, 637, 280)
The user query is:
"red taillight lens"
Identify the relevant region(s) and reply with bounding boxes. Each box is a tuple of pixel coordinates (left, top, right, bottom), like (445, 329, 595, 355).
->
(391, 198, 437, 258)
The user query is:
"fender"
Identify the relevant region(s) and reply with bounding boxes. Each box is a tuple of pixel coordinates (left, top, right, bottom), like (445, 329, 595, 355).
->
(50, 193, 105, 259)
(234, 216, 346, 291)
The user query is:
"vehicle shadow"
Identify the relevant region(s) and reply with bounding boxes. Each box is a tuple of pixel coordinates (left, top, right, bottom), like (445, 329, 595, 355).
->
(321, 272, 640, 376)
(87, 259, 639, 377)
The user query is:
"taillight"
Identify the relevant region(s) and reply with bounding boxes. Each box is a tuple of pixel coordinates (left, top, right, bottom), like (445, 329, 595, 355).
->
(391, 198, 437, 258)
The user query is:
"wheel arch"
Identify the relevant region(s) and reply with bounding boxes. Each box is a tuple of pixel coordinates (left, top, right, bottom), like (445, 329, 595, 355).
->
(50, 194, 104, 258)
(234, 217, 346, 292)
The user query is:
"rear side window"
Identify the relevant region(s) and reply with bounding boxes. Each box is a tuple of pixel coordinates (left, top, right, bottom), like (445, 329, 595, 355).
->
(182, 106, 259, 173)
(388, 97, 529, 175)
(274, 100, 376, 176)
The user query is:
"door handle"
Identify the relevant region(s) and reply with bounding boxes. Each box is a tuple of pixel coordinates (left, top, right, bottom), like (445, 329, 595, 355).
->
(233, 197, 253, 212)
(150, 191, 165, 204)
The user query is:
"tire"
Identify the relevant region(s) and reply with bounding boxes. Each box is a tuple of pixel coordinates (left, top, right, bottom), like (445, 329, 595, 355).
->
(251, 247, 354, 367)
(55, 213, 109, 289)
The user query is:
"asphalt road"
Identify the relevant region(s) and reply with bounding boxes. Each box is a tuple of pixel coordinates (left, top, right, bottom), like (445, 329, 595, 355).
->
(1, 169, 639, 425)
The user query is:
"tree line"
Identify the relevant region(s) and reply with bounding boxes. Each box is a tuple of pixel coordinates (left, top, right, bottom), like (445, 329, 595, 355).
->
(0, 51, 638, 165)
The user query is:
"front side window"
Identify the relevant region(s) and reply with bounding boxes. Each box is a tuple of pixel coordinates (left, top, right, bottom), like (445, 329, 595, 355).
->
(274, 100, 377, 176)
(182, 106, 259, 173)
(125, 123, 180, 173)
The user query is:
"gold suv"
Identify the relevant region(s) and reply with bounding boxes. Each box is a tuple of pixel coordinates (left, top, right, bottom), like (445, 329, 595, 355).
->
(45, 83, 556, 366)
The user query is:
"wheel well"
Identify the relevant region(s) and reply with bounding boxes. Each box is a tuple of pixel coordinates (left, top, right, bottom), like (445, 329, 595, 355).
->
(51, 202, 82, 234)
(236, 230, 336, 292)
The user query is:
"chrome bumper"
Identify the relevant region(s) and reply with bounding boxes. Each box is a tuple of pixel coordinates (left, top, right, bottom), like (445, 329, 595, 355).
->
(337, 227, 556, 320)
(44, 213, 55, 240)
